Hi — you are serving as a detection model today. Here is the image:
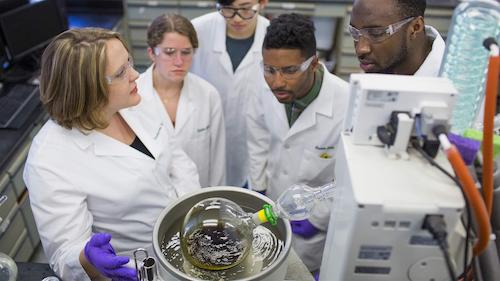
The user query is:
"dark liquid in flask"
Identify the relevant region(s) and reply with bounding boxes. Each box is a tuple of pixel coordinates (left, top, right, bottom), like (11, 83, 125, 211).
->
(182, 223, 250, 270)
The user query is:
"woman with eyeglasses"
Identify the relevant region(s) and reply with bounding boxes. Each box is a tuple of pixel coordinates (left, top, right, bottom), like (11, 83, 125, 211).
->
(190, 0, 269, 188)
(23, 28, 200, 281)
(137, 14, 226, 188)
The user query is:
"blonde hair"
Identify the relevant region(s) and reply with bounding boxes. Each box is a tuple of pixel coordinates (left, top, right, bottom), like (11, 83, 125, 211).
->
(147, 14, 198, 49)
(40, 27, 129, 130)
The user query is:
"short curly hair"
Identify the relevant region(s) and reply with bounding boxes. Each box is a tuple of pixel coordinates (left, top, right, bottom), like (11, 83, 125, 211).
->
(262, 13, 316, 58)
(396, 0, 426, 18)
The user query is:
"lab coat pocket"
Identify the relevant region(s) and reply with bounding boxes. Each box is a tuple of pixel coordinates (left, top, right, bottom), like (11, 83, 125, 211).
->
(298, 148, 336, 186)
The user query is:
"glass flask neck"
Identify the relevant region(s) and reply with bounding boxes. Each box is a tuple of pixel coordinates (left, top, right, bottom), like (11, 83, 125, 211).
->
(313, 182, 336, 201)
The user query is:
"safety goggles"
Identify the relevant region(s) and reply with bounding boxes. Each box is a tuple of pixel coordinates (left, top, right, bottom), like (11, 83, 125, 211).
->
(105, 56, 134, 84)
(216, 3, 260, 20)
(153, 47, 194, 60)
(263, 56, 315, 80)
(348, 17, 415, 43)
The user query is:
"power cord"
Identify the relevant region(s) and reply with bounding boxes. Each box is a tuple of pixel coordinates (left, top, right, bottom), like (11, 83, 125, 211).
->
(411, 139, 472, 279)
(423, 214, 457, 280)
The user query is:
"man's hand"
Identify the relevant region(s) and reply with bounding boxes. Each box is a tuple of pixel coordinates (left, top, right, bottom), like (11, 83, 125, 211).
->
(290, 219, 319, 238)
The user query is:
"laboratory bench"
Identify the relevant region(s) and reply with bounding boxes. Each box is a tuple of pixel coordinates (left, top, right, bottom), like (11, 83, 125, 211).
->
(17, 262, 59, 281)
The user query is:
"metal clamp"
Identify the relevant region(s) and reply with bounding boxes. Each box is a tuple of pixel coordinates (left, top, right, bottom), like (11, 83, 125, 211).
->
(134, 248, 160, 281)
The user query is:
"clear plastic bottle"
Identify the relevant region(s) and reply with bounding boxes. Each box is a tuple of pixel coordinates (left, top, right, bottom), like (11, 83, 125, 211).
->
(0, 252, 17, 281)
(439, 0, 500, 134)
(272, 182, 336, 221)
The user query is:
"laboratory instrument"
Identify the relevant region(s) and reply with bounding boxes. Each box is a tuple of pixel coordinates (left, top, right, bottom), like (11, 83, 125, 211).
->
(320, 74, 473, 281)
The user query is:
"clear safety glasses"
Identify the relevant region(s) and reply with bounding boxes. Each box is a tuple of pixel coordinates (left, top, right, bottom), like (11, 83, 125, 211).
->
(153, 47, 194, 60)
(348, 17, 415, 43)
(105, 56, 134, 84)
(216, 3, 260, 20)
(263, 56, 315, 80)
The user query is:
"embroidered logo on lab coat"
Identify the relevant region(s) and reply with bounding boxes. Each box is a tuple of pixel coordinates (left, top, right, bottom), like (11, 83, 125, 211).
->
(154, 123, 164, 139)
(197, 125, 210, 133)
(315, 145, 334, 159)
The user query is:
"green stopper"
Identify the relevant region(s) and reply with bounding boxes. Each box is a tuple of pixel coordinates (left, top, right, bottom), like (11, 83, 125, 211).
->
(263, 204, 278, 226)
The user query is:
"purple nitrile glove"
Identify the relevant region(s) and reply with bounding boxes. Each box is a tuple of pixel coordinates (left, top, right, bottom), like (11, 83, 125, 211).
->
(314, 270, 320, 281)
(290, 219, 319, 239)
(84, 233, 137, 281)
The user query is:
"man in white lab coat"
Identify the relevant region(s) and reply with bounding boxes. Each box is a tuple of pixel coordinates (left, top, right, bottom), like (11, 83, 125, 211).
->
(191, 0, 269, 187)
(247, 14, 349, 272)
(350, 0, 445, 76)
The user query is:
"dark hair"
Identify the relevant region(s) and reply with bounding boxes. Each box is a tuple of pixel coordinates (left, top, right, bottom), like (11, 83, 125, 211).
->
(216, 0, 235, 5)
(147, 14, 198, 49)
(395, 0, 426, 18)
(263, 13, 316, 58)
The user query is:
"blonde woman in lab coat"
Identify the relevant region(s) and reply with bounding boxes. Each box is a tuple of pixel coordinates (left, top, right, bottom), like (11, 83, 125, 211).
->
(137, 14, 226, 188)
(190, 0, 269, 187)
(23, 28, 200, 281)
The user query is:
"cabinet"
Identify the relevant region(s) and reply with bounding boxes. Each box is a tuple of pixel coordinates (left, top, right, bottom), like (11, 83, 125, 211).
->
(0, 121, 44, 262)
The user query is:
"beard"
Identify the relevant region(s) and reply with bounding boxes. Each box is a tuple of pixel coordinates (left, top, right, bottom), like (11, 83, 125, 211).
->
(380, 37, 409, 74)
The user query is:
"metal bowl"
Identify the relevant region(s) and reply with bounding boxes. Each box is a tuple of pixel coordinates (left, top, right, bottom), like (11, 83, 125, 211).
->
(152, 186, 292, 281)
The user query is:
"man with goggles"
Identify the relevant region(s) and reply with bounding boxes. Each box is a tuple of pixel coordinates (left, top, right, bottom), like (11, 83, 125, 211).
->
(247, 13, 349, 276)
(350, 0, 445, 76)
(191, 0, 269, 188)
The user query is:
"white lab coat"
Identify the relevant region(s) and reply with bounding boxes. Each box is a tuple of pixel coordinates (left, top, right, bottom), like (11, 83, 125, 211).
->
(191, 12, 269, 186)
(137, 65, 226, 187)
(23, 103, 200, 280)
(247, 64, 349, 271)
(414, 25, 445, 77)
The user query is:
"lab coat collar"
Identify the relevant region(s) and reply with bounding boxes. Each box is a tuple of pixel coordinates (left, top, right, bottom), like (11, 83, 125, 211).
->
(136, 64, 157, 103)
(173, 74, 195, 134)
(69, 110, 162, 159)
(414, 25, 445, 77)
(136, 64, 195, 134)
(286, 64, 334, 139)
(213, 14, 268, 73)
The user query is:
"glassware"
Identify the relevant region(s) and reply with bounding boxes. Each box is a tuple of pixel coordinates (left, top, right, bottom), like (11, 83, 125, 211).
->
(0, 252, 17, 281)
(180, 197, 273, 271)
(179, 183, 336, 271)
(439, 0, 500, 134)
(272, 182, 336, 221)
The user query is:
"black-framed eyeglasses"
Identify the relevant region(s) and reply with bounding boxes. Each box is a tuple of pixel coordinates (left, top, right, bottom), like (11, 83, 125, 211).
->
(216, 3, 260, 20)
(348, 17, 415, 43)
(262, 56, 315, 80)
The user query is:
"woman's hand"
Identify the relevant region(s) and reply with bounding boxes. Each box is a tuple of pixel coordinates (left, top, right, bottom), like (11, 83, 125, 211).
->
(82, 233, 137, 281)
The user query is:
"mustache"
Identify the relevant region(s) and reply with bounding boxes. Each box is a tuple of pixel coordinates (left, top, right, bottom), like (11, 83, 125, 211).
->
(271, 88, 291, 93)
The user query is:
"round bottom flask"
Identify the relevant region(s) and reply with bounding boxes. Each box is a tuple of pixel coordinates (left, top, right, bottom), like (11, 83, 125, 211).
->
(180, 197, 254, 271)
